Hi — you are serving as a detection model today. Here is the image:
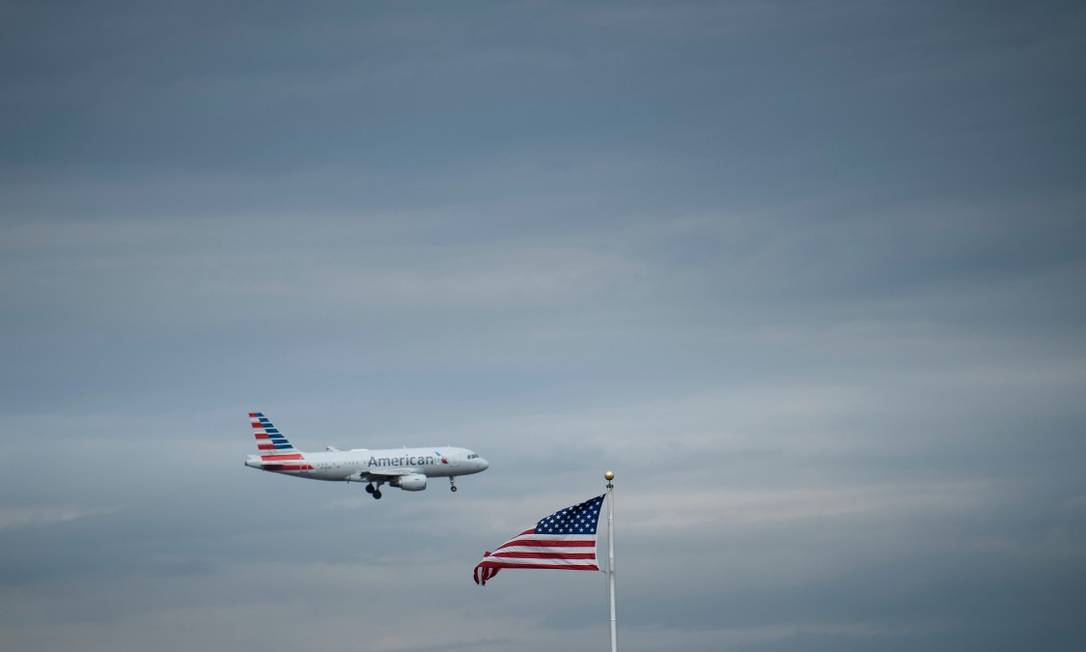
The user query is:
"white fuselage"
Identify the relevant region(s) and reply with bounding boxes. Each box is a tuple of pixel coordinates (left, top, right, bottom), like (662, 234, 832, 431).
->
(244, 446, 488, 483)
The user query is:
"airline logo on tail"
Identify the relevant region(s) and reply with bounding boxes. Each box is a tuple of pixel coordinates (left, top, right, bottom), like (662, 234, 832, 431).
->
(249, 412, 311, 471)
(250, 412, 297, 451)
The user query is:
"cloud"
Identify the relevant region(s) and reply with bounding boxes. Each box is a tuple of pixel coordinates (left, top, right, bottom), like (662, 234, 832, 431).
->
(2, 1, 1086, 651)
(0, 506, 117, 532)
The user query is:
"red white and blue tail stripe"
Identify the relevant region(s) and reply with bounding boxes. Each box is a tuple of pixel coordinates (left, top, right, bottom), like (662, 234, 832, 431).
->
(248, 412, 312, 472)
(250, 412, 298, 452)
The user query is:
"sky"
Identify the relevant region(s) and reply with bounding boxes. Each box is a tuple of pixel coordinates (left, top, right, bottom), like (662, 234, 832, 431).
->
(2, 1, 1085, 650)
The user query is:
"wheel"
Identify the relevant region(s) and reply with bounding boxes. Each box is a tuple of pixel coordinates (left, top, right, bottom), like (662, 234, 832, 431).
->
(373, 489, 382, 499)
(450, 485, 458, 493)
(365, 484, 374, 494)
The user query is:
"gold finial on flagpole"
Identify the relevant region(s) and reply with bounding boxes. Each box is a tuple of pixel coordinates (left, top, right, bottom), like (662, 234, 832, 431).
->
(604, 470, 614, 482)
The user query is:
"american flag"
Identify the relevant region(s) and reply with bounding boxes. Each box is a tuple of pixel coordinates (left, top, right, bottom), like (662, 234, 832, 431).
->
(473, 494, 605, 586)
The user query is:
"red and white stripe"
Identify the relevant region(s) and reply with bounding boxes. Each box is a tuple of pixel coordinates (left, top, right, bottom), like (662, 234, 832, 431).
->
(473, 529, 598, 585)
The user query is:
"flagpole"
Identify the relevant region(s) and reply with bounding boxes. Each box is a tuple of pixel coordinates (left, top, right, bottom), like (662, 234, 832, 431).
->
(605, 470, 617, 652)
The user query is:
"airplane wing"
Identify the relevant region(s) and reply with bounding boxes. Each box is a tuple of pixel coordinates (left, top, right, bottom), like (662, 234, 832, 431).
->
(363, 468, 413, 477)
(363, 468, 428, 492)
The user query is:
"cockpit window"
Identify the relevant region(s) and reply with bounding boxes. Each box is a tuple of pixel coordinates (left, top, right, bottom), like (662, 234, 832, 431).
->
(467, 453, 478, 459)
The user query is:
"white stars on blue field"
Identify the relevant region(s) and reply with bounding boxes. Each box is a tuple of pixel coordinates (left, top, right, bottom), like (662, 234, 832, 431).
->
(534, 495, 604, 535)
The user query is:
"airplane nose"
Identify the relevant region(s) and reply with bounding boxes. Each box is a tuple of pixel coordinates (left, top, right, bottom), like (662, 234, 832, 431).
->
(478, 458, 489, 471)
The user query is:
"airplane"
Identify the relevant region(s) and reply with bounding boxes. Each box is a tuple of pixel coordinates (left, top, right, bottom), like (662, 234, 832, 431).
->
(242, 412, 489, 499)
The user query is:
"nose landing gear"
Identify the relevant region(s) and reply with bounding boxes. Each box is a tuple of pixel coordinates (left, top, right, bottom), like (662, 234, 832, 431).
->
(449, 477, 458, 493)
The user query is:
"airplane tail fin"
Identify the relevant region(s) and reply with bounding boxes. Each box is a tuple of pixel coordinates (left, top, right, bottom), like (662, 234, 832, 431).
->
(248, 412, 299, 453)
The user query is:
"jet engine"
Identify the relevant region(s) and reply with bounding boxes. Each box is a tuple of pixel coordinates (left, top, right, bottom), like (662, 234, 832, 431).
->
(392, 473, 427, 491)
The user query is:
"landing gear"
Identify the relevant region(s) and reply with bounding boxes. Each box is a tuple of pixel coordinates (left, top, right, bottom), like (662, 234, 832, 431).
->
(449, 477, 458, 493)
(373, 489, 382, 499)
(365, 483, 375, 494)
(365, 482, 383, 499)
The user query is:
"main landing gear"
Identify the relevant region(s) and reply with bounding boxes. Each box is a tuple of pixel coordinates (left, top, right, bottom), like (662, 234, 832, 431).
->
(365, 483, 383, 500)
(449, 477, 458, 493)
